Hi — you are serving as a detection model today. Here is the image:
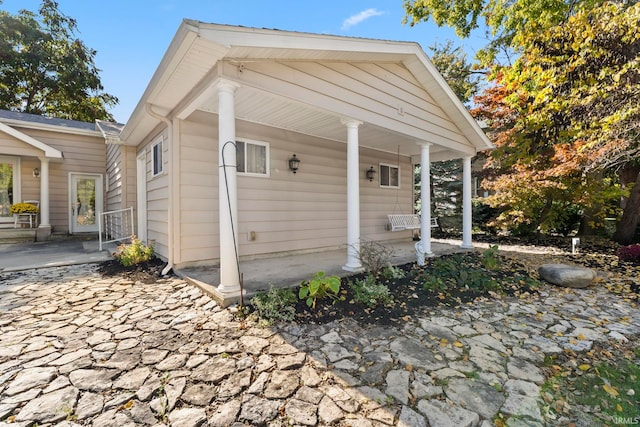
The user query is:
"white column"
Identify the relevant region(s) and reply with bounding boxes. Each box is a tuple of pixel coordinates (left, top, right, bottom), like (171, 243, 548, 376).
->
(461, 155, 473, 249)
(418, 143, 432, 259)
(216, 80, 242, 296)
(342, 119, 363, 272)
(38, 157, 50, 228)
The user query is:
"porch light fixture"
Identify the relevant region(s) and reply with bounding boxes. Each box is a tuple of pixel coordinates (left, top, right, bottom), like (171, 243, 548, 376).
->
(366, 166, 376, 182)
(33, 167, 40, 178)
(288, 154, 300, 174)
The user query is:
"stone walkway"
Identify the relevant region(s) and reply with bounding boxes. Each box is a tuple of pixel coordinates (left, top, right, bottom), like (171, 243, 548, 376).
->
(0, 263, 638, 427)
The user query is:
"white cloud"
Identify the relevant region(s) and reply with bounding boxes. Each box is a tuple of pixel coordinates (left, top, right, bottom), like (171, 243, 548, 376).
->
(342, 8, 385, 30)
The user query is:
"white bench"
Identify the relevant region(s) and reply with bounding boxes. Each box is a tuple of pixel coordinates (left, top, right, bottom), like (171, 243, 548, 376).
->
(387, 214, 438, 232)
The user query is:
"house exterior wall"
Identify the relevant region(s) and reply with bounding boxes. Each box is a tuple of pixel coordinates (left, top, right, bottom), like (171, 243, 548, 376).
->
(0, 126, 106, 234)
(172, 111, 413, 267)
(106, 144, 137, 212)
(137, 128, 170, 258)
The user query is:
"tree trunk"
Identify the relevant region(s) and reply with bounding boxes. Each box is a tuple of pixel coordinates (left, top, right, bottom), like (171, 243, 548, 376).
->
(613, 170, 640, 244)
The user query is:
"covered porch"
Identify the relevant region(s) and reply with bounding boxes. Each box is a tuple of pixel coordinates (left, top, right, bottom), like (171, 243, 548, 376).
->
(178, 238, 466, 304)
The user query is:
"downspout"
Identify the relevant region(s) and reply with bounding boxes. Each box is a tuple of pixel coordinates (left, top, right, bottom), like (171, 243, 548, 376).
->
(146, 103, 174, 276)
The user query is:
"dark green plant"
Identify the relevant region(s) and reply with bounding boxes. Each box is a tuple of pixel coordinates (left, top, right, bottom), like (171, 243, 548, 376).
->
(348, 274, 393, 308)
(481, 244, 500, 270)
(250, 286, 297, 323)
(299, 271, 342, 309)
(381, 265, 406, 280)
(419, 254, 500, 293)
(113, 237, 154, 267)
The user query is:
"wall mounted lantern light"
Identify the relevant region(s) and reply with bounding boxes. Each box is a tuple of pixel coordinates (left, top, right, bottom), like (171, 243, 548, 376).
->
(366, 166, 376, 182)
(33, 167, 40, 178)
(289, 154, 300, 174)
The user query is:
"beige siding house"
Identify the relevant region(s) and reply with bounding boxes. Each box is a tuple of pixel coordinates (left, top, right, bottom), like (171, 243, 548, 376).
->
(0, 111, 118, 239)
(111, 22, 493, 305)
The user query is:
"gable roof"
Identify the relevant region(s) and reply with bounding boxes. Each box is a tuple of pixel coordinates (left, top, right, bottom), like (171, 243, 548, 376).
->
(121, 22, 492, 160)
(0, 111, 64, 158)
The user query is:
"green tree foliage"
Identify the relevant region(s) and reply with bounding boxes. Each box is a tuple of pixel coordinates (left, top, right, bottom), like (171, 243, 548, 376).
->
(473, 2, 638, 239)
(0, 0, 117, 121)
(403, 0, 605, 66)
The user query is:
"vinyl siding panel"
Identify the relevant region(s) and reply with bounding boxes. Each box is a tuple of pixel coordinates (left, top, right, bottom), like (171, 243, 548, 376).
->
(176, 112, 414, 266)
(140, 130, 169, 257)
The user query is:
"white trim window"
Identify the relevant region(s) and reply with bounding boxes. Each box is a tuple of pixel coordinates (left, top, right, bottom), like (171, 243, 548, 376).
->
(237, 139, 269, 177)
(379, 163, 399, 188)
(152, 137, 163, 177)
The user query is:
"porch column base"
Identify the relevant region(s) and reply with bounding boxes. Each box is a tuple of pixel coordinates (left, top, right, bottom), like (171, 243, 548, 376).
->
(36, 225, 51, 242)
(460, 243, 474, 249)
(215, 285, 245, 307)
(342, 263, 364, 273)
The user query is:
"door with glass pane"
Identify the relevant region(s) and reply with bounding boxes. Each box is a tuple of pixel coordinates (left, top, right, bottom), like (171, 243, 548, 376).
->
(70, 173, 103, 233)
(0, 157, 19, 226)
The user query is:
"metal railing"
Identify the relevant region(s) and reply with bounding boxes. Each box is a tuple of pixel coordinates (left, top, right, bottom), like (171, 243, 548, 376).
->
(99, 207, 134, 251)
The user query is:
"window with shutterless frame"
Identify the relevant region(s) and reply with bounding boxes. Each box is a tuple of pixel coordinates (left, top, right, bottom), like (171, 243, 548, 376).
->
(152, 137, 163, 177)
(379, 163, 399, 188)
(236, 139, 269, 177)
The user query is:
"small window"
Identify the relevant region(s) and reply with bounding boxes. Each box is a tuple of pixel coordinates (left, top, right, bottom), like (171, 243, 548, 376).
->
(379, 163, 399, 188)
(237, 139, 269, 177)
(152, 138, 163, 176)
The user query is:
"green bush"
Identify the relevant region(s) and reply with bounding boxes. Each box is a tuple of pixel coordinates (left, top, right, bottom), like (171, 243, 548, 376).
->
(418, 254, 499, 293)
(250, 286, 297, 323)
(348, 274, 393, 308)
(299, 271, 342, 309)
(381, 265, 406, 280)
(114, 237, 154, 267)
(481, 244, 500, 270)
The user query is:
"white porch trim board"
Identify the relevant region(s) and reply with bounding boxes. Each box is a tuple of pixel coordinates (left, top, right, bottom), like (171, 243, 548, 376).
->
(461, 155, 473, 249)
(342, 119, 363, 272)
(216, 79, 242, 297)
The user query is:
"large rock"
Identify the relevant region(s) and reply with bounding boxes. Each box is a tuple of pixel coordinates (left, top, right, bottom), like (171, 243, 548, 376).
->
(538, 264, 595, 288)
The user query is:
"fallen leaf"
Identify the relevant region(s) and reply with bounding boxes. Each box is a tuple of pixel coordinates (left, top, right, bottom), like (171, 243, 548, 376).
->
(578, 364, 590, 371)
(603, 384, 619, 397)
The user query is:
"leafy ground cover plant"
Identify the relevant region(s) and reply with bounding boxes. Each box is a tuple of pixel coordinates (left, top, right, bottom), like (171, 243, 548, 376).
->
(249, 286, 297, 324)
(299, 271, 343, 309)
(348, 274, 393, 308)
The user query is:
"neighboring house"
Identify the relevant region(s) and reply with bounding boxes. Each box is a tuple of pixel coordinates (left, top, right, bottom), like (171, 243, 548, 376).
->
(107, 21, 493, 305)
(0, 110, 120, 240)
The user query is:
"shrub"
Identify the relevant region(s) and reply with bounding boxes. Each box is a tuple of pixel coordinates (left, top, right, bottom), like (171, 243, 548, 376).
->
(348, 274, 393, 308)
(114, 237, 154, 267)
(481, 245, 500, 270)
(418, 254, 499, 293)
(250, 286, 297, 323)
(381, 265, 406, 280)
(9, 203, 38, 214)
(299, 271, 342, 309)
(357, 240, 394, 275)
(616, 244, 640, 264)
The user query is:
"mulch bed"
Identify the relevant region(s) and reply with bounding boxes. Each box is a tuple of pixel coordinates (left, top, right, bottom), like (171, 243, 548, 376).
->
(96, 257, 168, 284)
(96, 235, 638, 325)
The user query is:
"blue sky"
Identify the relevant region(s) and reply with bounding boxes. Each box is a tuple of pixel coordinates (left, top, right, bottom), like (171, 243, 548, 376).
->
(2, 1, 487, 123)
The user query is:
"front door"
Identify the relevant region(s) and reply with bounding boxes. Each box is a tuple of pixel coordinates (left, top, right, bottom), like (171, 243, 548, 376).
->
(70, 173, 103, 233)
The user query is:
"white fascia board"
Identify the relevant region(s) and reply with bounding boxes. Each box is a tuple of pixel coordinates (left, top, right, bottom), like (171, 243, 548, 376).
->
(0, 122, 63, 158)
(194, 21, 419, 57)
(0, 117, 100, 138)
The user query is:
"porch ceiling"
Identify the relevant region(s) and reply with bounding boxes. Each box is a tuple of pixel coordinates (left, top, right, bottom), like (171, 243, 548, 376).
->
(196, 85, 454, 160)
